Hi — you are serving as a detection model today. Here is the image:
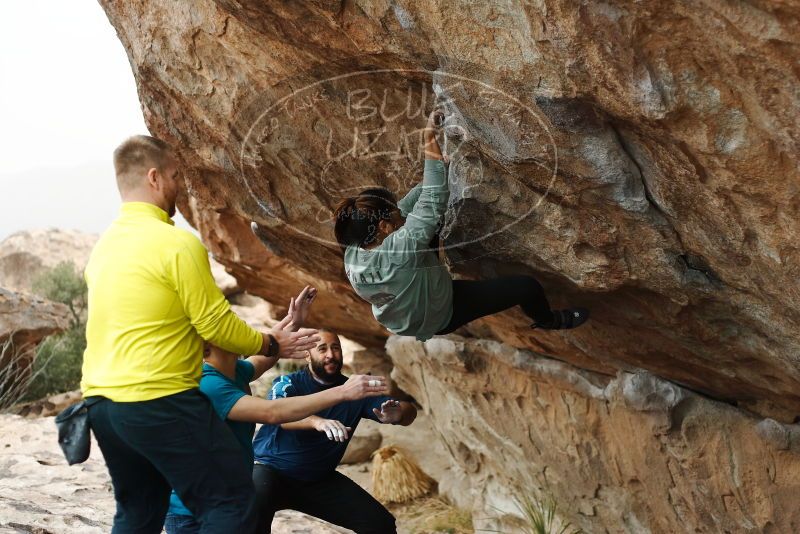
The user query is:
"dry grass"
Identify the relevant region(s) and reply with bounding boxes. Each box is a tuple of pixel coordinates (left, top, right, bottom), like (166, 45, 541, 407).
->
(0, 337, 34, 411)
(480, 492, 583, 534)
(372, 446, 436, 504)
(514, 493, 582, 534)
(392, 496, 474, 534)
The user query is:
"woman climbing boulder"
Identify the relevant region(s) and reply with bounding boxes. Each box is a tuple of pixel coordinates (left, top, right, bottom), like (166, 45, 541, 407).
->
(334, 109, 589, 341)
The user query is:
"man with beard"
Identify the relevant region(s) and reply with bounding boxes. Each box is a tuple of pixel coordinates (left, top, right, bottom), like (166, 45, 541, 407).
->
(164, 288, 389, 534)
(251, 330, 417, 533)
(81, 135, 320, 533)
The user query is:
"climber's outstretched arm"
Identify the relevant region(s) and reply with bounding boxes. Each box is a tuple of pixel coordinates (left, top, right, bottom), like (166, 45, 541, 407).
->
(397, 110, 444, 217)
(423, 110, 443, 161)
(393, 112, 448, 247)
(397, 183, 422, 218)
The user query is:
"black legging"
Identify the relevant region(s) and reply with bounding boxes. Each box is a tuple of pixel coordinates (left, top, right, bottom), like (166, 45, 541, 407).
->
(437, 276, 554, 334)
(252, 464, 396, 534)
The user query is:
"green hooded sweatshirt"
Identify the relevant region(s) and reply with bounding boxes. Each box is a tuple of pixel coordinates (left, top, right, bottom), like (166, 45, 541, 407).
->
(344, 159, 452, 340)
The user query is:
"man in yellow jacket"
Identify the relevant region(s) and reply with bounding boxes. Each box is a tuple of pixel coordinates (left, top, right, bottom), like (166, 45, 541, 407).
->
(81, 135, 319, 534)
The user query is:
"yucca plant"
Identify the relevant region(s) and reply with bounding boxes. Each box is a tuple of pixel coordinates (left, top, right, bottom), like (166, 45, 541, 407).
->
(515, 493, 582, 534)
(480, 491, 582, 534)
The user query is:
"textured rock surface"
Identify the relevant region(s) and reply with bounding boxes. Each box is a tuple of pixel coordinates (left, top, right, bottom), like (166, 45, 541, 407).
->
(211, 256, 241, 296)
(341, 427, 383, 464)
(0, 289, 71, 403)
(0, 289, 70, 349)
(0, 414, 349, 533)
(99, 1, 800, 530)
(388, 335, 800, 533)
(12, 389, 83, 418)
(347, 346, 405, 398)
(0, 229, 97, 294)
(102, 0, 800, 415)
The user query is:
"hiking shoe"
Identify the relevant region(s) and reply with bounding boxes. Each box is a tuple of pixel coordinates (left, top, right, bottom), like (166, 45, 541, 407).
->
(533, 308, 590, 330)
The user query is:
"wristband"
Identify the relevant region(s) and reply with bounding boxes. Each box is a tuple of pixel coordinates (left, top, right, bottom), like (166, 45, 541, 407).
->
(267, 334, 279, 358)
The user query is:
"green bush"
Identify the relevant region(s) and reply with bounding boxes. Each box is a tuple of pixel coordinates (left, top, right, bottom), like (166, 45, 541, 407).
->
(32, 261, 87, 328)
(24, 325, 86, 401)
(23, 261, 88, 401)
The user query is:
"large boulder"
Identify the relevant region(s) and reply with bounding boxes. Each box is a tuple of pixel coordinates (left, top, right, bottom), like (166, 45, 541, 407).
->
(346, 347, 405, 398)
(98, 0, 800, 528)
(100, 0, 800, 414)
(0, 289, 71, 406)
(340, 427, 383, 465)
(388, 335, 800, 533)
(12, 389, 83, 418)
(0, 229, 97, 294)
(0, 289, 71, 355)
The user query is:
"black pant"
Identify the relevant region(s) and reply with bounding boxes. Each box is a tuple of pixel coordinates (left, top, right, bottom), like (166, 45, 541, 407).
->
(252, 464, 396, 534)
(87, 389, 256, 534)
(437, 276, 554, 334)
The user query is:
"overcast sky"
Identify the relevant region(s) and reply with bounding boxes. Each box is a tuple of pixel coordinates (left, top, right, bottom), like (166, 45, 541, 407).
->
(0, 1, 191, 241)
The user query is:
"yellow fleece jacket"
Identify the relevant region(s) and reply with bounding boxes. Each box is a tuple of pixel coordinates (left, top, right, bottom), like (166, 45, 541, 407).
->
(80, 202, 262, 401)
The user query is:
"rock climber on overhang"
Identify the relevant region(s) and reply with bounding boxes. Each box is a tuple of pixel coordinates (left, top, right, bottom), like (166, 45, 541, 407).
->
(334, 109, 589, 342)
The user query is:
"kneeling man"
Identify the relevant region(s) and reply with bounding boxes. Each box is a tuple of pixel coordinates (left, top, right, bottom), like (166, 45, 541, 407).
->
(252, 330, 417, 534)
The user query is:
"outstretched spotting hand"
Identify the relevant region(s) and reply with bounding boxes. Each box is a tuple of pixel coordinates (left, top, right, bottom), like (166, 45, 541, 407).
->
(274, 285, 318, 331)
(313, 418, 352, 442)
(372, 399, 402, 424)
(270, 328, 320, 359)
(340, 374, 388, 400)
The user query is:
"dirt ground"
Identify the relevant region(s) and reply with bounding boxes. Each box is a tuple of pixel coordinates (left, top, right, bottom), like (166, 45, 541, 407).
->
(0, 413, 472, 534)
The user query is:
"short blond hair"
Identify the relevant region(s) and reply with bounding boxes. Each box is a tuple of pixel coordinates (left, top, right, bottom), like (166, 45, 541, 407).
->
(113, 135, 172, 191)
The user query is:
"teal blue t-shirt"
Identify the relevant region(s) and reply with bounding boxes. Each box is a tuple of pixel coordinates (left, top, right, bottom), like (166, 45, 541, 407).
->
(167, 360, 256, 517)
(253, 369, 391, 481)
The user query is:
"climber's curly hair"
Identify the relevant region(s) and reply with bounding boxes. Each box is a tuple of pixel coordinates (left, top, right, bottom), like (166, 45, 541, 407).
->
(333, 188, 399, 250)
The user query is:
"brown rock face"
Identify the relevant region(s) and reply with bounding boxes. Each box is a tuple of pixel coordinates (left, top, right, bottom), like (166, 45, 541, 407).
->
(12, 389, 82, 418)
(100, 0, 799, 529)
(0, 289, 70, 354)
(102, 0, 800, 413)
(0, 289, 71, 403)
(340, 427, 383, 465)
(0, 229, 97, 294)
(389, 335, 800, 533)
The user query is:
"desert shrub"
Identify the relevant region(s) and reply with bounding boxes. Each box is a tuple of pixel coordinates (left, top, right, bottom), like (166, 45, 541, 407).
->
(22, 261, 87, 401)
(23, 326, 86, 401)
(515, 493, 582, 534)
(393, 496, 473, 533)
(0, 337, 32, 410)
(32, 260, 87, 327)
(483, 491, 581, 534)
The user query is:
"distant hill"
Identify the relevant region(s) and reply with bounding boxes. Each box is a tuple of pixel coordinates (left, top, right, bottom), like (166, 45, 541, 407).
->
(0, 229, 97, 294)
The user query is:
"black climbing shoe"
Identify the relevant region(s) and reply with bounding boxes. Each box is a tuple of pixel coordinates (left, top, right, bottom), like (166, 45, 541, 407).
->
(533, 308, 590, 330)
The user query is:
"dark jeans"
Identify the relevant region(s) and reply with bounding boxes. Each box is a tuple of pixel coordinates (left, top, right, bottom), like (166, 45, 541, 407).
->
(252, 464, 396, 534)
(437, 275, 555, 334)
(164, 514, 201, 534)
(87, 389, 256, 534)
